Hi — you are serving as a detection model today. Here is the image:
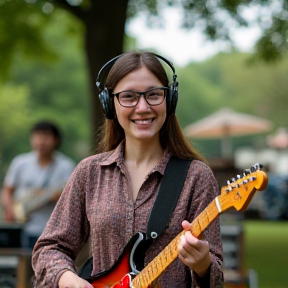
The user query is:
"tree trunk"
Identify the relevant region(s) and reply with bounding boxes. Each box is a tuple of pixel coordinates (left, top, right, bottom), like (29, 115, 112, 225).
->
(83, 0, 129, 151)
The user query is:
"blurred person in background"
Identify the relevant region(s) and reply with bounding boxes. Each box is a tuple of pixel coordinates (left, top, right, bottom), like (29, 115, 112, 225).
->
(1, 120, 75, 249)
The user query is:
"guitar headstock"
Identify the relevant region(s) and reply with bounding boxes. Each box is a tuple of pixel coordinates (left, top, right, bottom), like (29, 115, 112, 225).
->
(218, 163, 268, 212)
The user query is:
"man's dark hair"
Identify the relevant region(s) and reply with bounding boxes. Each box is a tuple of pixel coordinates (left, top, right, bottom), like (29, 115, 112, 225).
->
(31, 121, 61, 147)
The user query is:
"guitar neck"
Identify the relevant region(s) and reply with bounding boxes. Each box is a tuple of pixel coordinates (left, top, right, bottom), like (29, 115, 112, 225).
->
(132, 198, 220, 288)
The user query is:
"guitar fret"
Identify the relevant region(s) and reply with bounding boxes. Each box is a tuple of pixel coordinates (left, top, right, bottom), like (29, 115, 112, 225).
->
(192, 218, 202, 237)
(205, 204, 213, 221)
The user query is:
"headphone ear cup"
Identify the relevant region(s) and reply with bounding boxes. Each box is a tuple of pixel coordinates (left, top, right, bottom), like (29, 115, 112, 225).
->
(167, 82, 178, 115)
(99, 88, 115, 119)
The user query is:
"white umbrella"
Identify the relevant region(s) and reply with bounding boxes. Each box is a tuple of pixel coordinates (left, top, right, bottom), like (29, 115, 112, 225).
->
(184, 107, 273, 158)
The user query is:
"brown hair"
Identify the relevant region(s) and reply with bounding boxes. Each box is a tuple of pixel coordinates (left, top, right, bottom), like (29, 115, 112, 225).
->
(97, 51, 206, 162)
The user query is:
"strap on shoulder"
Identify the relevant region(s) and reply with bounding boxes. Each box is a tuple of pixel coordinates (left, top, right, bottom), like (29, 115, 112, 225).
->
(146, 156, 193, 240)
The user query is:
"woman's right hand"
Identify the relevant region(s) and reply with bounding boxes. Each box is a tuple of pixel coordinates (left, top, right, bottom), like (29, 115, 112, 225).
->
(58, 270, 93, 288)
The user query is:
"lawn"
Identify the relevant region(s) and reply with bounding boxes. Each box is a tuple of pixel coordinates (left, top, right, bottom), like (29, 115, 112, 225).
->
(243, 220, 288, 288)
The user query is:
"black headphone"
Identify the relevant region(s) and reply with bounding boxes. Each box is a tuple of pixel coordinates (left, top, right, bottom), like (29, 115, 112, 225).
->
(96, 52, 179, 119)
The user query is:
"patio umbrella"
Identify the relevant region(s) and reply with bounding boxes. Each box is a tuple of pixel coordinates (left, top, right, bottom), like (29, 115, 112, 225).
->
(184, 107, 273, 158)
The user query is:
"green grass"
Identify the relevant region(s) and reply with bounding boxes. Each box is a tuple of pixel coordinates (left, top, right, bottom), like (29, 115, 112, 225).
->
(243, 220, 288, 288)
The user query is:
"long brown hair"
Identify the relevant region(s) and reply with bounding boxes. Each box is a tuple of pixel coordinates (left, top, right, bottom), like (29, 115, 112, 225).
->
(96, 51, 206, 162)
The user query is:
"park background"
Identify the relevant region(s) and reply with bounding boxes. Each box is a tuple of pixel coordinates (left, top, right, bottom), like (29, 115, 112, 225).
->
(0, 1, 288, 287)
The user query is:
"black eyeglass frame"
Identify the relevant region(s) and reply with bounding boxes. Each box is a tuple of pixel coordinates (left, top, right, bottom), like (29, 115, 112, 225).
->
(112, 87, 169, 108)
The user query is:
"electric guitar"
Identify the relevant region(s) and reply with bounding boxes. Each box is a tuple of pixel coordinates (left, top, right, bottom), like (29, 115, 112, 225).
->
(80, 163, 268, 288)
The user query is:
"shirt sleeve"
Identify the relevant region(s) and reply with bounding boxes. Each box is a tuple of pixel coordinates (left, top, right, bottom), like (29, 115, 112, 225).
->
(31, 160, 90, 288)
(189, 162, 224, 288)
(4, 155, 23, 187)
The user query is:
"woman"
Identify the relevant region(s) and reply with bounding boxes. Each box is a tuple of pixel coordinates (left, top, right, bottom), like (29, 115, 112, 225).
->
(32, 51, 224, 288)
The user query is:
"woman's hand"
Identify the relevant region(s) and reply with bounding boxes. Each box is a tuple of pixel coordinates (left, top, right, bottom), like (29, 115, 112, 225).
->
(178, 220, 212, 277)
(58, 270, 93, 288)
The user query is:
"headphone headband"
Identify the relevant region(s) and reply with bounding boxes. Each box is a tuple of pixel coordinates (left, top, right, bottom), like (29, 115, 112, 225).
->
(96, 52, 176, 92)
(96, 54, 124, 91)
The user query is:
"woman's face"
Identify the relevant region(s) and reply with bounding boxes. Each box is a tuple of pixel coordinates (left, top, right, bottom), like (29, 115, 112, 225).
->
(113, 65, 167, 143)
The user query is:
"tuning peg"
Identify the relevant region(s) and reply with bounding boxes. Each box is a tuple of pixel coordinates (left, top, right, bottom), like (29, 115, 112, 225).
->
(249, 176, 256, 181)
(259, 164, 263, 170)
(243, 169, 250, 176)
(251, 165, 258, 172)
(251, 163, 264, 172)
(225, 186, 233, 193)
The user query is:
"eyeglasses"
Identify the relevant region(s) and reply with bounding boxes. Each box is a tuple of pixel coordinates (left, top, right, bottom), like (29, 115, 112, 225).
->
(112, 87, 169, 108)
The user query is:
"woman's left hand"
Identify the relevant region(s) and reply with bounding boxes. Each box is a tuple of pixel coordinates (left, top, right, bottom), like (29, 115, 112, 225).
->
(178, 220, 212, 277)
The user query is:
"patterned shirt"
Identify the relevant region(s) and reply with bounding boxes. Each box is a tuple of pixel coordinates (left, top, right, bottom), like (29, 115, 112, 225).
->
(32, 142, 224, 288)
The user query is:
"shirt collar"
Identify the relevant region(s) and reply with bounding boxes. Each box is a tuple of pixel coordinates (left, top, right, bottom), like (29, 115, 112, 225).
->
(99, 140, 125, 167)
(99, 141, 173, 176)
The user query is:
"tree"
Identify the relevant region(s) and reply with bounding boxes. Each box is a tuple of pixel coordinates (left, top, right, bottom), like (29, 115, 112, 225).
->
(0, 0, 287, 145)
(0, 84, 32, 181)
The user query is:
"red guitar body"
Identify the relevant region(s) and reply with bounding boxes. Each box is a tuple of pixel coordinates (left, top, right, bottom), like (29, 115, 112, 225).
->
(79, 233, 148, 288)
(88, 252, 131, 288)
(90, 273, 131, 288)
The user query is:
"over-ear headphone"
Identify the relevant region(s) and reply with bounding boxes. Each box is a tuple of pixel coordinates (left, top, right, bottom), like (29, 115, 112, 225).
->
(96, 52, 179, 119)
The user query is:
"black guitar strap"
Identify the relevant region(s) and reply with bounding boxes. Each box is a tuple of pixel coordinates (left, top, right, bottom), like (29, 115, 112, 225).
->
(146, 156, 193, 240)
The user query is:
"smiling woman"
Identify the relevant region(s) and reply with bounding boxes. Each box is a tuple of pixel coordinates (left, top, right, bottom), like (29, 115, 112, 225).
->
(31, 51, 224, 288)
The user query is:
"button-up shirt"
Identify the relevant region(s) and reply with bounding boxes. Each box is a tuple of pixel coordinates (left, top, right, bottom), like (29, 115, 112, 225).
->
(32, 142, 223, 287)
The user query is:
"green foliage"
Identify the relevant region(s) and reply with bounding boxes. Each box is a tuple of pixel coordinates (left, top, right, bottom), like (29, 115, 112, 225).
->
(0, 84, 31, 143)
(252, 0, 288, 62)
(176, 62, 225, 128)
(0, 0, 57, 81)
(0, 84, 32, 182)
(243, 220, 288, 287)
(204, 52, 288, 127)
(177, 52, 288, 129)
